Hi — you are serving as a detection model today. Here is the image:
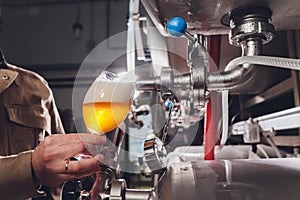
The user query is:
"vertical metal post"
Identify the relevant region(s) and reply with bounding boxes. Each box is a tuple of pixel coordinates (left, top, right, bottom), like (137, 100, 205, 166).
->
(286, 30, 300, 135)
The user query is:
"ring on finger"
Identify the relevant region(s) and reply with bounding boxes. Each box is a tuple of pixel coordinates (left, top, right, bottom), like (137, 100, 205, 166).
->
(65, 158, 70, 174)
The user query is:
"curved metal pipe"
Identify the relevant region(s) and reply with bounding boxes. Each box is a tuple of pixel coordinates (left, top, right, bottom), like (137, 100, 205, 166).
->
(206, 39, 262, 91)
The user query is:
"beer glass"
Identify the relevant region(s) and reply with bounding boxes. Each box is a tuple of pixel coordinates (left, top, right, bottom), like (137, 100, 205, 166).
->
(82, 71, 135, 134)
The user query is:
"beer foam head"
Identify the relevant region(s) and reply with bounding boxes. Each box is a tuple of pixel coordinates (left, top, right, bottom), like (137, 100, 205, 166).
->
(84, 71, 136, 104)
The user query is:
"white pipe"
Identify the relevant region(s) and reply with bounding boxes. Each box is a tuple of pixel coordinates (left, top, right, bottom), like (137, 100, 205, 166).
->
(225, 55, 300, 71)
(220, 90, 229, 145)
(126, 0, 136, 73)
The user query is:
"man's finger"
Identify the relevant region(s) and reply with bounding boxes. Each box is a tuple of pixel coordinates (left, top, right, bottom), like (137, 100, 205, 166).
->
(78, 134, 106, 145)
(50, 133, 106, 146)
(63, 157, 103, 174)
(54, 141, 103, 159)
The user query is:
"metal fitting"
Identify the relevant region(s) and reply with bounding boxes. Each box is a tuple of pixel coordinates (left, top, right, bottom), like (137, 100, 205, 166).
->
(110, 179, 155, 200)
(144, 135, 167, 173)
(222, 7, 275, 47)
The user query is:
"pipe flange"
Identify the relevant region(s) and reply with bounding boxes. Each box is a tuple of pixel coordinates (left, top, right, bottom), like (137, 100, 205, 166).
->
(229, 21, 275, 46)
(191, 66, 208, 107)
(160, 67, 174, 100)
(222, 7, 275, 46)
(144, 136, 167, 173)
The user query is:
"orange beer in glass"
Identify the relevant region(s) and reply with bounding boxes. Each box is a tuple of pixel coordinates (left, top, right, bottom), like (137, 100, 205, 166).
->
(82, 71, 135, 134)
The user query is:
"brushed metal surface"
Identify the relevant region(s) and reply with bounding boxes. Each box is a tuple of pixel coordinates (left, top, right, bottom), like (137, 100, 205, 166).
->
(143, 0, 300, 35)
(157, 158, 300, 200)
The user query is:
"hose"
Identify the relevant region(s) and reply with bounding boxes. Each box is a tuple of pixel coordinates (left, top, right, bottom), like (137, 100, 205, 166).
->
(225, 55, 300, 71)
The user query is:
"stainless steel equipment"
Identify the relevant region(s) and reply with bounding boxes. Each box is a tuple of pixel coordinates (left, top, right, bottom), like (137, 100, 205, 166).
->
(141, 0, 300, 35)
(63, 1, 300, 199)
(156, 159, 300, 200)
(127, 1, 300, 199)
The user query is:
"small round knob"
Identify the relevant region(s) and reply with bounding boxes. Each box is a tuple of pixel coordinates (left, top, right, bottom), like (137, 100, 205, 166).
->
(165, 100, 173, 109)
(167, 17, 187, 37)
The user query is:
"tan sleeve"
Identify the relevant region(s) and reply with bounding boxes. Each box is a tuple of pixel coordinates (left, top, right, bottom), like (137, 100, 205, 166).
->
(0, 151, 43, 200)
(49, 94, 65, 135)
(44, 80, 65, 135)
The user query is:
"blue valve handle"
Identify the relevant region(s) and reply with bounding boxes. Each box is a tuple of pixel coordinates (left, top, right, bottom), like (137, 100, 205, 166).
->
(165, 100, 173, 109)
(167, 17, 187, 37)
(167, 17, 197, 44)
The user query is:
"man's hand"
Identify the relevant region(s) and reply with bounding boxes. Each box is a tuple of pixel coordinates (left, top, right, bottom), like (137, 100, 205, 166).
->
(32, 133, 106, 186)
